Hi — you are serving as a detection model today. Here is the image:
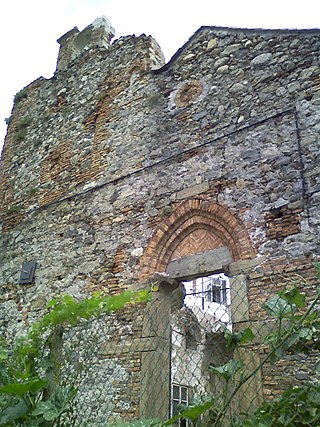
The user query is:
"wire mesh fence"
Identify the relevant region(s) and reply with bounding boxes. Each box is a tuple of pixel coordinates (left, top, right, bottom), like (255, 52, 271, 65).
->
(56, 269, 319, 426)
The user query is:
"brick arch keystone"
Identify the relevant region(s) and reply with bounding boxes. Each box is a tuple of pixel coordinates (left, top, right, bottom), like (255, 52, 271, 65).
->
(140, 199, 255, 280)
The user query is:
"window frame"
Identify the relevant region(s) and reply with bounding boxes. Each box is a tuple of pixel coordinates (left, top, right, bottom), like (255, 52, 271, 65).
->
(171, 384, 192, 427)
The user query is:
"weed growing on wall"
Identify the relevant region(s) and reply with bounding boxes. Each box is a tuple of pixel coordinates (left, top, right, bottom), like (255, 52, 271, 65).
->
(1, 276, 318, 426)
(4, 117, 12, 126)
(6, 204, 23, 215)
(14, 88, 28, 105)
(14, 116, 33, 142)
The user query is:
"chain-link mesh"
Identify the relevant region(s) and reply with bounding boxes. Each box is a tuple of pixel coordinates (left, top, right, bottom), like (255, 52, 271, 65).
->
(56, 270, 319, 426)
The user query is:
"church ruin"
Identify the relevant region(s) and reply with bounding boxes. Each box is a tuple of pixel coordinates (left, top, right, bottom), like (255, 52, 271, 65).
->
(0, 17, 319, 425)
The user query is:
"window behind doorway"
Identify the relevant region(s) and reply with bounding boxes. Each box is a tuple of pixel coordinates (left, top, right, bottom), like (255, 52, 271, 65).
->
(171, 384, 192, 427)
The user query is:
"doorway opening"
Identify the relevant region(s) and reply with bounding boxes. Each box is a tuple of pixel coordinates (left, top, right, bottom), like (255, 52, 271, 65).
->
(169, 273, 231, 424)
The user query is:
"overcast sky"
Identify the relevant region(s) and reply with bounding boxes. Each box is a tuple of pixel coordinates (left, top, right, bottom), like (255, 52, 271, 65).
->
(0, 0, 319, 156)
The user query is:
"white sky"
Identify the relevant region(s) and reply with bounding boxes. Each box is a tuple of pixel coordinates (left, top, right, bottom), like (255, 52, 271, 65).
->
(0, 0, 319, 156)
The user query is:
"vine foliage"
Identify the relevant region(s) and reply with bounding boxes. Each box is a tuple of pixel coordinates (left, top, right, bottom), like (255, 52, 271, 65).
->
(0, 291, 150, 426)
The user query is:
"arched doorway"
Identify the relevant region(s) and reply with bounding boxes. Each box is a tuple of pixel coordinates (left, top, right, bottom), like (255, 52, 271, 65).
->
(139, 199, 258, 421)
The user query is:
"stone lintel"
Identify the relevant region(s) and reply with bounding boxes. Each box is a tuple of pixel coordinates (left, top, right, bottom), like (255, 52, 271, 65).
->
(166, 246, 232, 280)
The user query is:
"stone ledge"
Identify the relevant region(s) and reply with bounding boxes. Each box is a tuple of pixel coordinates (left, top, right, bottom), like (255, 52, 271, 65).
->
(174, 182, 209, 200)
(99, 336, 160, 355)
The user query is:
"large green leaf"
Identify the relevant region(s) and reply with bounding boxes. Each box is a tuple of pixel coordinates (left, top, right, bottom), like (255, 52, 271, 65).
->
(278, 286, 306, 308)
(163, 397, 215, 425)
(0, 378, 48, 396)
(237, 384, 320, 427)
(38, 291, 151, 330)
(0, 399, 29, 424)
(264, 295, 295, 319)
(209, 359, 242, 381)
(225, 327, 255, 351)
(32, 385, 77, 421)
(0, 349, 8, 361)
(103, 290, 151, 313)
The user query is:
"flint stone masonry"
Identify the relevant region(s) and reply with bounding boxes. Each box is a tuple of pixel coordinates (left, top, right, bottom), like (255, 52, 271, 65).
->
(0, 18, 319, 422)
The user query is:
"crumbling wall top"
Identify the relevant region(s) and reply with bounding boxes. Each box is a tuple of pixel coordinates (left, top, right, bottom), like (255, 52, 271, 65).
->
(56, 16, 115, 71)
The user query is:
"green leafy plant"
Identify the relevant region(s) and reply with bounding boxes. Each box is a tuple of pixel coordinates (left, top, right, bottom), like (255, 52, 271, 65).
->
(209, 359, 242, 383)
(163, 395, 216, 427)
(16, 116, 32, 129)
(14, 116, 33, 142)
(232, 383, 320, 426)
(6, 204, 23, 215)
(4, 116, 12, 126)
(14, 128, 28, 142)
(27, 187, 37, 197)
(0, 290, 151, 426)
(14, 88, 28, 104)
(264, 284, 319, 361)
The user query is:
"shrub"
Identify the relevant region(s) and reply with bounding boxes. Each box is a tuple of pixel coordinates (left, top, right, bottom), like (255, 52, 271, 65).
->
(14, 116, 32, 142)
(6, 204, 23, 214)
(14, 88, 28, 104)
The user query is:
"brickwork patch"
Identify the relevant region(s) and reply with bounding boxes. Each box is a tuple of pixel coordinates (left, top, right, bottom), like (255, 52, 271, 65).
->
(265, 205, 302, 240)
(175, 80, 203, 108)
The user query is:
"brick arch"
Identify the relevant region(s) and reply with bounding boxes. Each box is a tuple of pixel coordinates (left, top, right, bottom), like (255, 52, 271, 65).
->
(140, 199, 255, 280)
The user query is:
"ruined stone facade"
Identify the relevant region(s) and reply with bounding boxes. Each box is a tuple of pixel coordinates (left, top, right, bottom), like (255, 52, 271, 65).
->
(0, 17, 319, 424)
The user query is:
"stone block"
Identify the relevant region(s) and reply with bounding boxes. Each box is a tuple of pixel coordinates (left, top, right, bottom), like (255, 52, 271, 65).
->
(166, 247, 232, 279)
(175, 182, 209, 200)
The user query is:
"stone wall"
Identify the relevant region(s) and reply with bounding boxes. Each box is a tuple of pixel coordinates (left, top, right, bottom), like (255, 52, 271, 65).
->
(0, 20, 319, 423)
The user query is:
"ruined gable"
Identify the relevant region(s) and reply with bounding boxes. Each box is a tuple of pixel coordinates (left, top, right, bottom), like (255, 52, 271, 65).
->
(0, 18, 319, 424)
